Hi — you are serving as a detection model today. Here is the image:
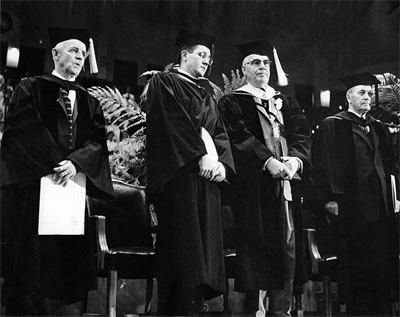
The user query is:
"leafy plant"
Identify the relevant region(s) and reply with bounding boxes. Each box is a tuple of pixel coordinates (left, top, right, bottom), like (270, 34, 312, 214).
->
(212, 69, 246, 101)
(88, 86, 145, 132)
(370, 72, 400, 130)
(373, 73, 400, 112)
(88, 86, 147, 186)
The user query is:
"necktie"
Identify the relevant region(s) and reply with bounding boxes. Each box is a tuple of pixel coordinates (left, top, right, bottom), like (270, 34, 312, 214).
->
(60, 88, 73, 149)
(360, 118, 370, 134)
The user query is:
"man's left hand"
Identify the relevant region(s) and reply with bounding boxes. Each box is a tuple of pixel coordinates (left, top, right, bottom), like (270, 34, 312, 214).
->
(281, 156, 300, 180)
(53, 160, 77, 186)
(211, 162, 226, 182)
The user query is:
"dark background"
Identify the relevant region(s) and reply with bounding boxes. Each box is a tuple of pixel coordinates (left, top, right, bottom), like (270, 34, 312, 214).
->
(1, 0, 399, 128)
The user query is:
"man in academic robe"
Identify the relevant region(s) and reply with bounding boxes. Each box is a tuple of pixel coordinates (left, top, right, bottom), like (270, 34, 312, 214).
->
(1, 27, 113, 316)
(145, 28, 235, 316)
(218, 39, 311, 316)
(309, 72, 399, 316)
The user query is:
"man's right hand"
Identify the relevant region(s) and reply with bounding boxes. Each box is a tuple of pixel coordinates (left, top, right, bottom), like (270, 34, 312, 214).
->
(266, 158, 290, 179)
(325, 201, 339, 215)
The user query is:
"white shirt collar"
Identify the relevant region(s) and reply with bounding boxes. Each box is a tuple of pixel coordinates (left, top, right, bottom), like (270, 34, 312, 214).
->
(348, 109, 366, 119)
(236, 83, 279, 100)
(52, 70, 76, 82)
(176, 68, 196, 79)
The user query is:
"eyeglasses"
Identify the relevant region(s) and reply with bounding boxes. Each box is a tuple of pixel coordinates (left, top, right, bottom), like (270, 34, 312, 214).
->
(244, 59, 273, 67)
(192, 51, 213, 65)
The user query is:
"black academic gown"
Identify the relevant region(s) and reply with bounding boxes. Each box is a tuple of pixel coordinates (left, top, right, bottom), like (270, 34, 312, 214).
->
(218, 91, 311, 292)
(310, 111, 399, 311)
(1, 74, 114, 305)
(145, 71, 235, 308)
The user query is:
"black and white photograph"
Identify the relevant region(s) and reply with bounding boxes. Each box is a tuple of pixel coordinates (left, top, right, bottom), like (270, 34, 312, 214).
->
(0, 1, 399, 316)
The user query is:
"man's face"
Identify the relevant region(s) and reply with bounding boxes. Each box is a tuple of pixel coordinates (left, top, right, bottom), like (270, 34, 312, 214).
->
(347, 85, 373, 116)
(53, 39, 87, 78)
(180, 45, 212, 78)
(242, 54, 272, 88)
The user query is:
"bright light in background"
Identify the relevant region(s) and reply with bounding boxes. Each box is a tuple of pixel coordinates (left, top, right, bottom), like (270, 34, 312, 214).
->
(6, 46, 20, 68)
(320, 90, 330, 107)
(339, 106, 343, 110)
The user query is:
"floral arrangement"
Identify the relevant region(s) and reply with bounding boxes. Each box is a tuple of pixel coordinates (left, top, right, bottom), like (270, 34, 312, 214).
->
(88, 86, 147, 186)
(370, 72, 400, 131)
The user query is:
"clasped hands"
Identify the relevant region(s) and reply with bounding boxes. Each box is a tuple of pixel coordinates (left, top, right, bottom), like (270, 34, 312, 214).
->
(266, 156, 299, 180)
(52, 160, 77, 186)
(198, 154, 226, 182)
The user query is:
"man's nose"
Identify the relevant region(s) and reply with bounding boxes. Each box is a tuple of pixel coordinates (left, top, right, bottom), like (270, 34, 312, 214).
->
(76, 51, 84, 60)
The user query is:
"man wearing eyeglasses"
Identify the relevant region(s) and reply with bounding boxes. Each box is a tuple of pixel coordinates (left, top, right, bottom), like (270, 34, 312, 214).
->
(145, 28, 235, 316)
(218, 39, 311, 316)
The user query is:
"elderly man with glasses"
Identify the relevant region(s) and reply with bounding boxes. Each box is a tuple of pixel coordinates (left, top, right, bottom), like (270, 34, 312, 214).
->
(145, 28, 235, 316)
(218, 39, 311, 316)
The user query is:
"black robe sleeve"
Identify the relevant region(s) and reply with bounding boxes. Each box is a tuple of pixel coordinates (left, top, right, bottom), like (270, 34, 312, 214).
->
(218, 94, 274, 175)
(1, 78, 62, 185)
(306, 116, 347, 213)
(281, 95, 312, 177)
(209, 108, 236, 179)
(67, 92, 114, 197)
(1, 77, 113, 197)
(145, 72, 208, 198)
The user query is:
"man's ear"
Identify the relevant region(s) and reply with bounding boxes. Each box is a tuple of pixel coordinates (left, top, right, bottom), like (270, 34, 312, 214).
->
(52, 48, 59, 60)
(181, 50, 189, 61)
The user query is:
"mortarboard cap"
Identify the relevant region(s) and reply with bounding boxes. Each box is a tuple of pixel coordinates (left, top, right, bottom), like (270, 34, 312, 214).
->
(175, 28, 216, 77)
(175, 28, 216, 50)
(48, 27, 90, 48)
(235, 38, 288, 86)
(235, 39, 274, 59)
(48, 26, 98, 74)
(337, 72, 381, 91)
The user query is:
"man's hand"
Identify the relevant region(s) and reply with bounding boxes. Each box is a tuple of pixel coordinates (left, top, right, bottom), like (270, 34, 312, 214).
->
(53, 160, 77, 186)
(395, 200, 400, 213)
(211, 162, 226, 182)
(325, 201, 339, 215)
(198, 154, 219, 180)
(281, 156, 300, 180)
(266, 158, 290, 179)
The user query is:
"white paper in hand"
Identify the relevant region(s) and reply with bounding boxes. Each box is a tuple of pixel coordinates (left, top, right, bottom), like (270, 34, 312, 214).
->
(391, 175, 399, 213)
(201, 127, 218, 162)
(38, 172, 86, 235)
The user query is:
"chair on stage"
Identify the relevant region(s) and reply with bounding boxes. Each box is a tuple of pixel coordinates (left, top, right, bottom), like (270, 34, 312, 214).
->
(87, 179, 156, 317)
(221, 206, 237, 315)
(303, 228, 338, 317)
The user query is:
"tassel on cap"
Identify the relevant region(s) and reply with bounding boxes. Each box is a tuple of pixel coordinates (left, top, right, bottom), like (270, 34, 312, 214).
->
(273, 47, 288, 86)
(88, 38, 98, 74)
